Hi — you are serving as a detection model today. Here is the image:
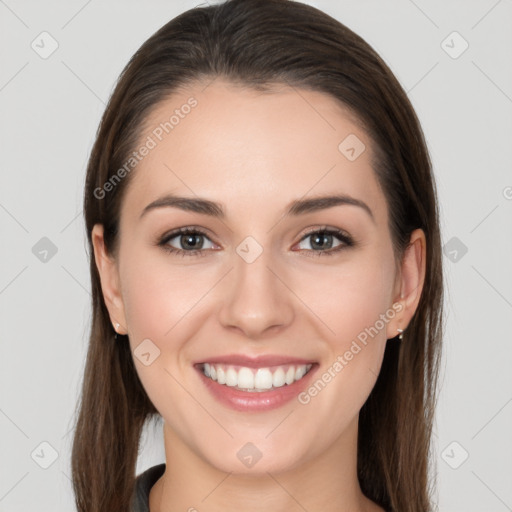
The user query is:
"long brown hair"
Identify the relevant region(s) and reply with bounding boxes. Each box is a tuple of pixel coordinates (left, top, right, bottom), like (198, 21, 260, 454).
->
(72, 1, 444, 510)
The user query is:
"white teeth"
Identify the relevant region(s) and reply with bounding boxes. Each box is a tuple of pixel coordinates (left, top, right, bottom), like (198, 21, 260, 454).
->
(226, 367, 238, 387)
(295, 366, 306, 380)
(254, 368, 273, 390)
(237, 367, 254, 389)
(201, 363, 313, 392)
(272, 367, 286, 387)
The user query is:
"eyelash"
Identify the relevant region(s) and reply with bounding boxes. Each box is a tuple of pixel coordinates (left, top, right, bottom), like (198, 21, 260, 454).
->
(157, 225, 354, 258)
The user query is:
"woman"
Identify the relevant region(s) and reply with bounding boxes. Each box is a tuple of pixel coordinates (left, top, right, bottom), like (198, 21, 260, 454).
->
(71, 0, 444, 511)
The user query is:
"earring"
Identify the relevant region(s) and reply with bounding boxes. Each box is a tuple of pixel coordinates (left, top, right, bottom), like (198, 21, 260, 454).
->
(113, 322, 121, 340)
(397, 328, 404, 340)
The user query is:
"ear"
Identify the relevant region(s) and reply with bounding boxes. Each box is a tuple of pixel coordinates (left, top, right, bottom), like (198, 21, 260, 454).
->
(91, 224, 127, 334)
(386, 228, 426, 339)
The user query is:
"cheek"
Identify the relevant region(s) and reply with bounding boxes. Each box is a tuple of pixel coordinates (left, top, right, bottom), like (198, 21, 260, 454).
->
(120, 247, 212, 340)
(298, 249, 396, 345)
(118, 250, 206, 421)
(294, 251, 395, 431)
(298, 251, 395, 399)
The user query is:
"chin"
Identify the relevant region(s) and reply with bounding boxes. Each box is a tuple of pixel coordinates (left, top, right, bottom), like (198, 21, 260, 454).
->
(194, 433, 313, 476)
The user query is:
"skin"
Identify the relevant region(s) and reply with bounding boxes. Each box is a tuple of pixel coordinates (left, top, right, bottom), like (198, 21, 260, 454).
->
(92, 79, 426, 512)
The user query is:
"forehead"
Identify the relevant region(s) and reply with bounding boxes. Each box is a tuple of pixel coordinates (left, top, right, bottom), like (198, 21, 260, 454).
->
(120, 79, 387, 225)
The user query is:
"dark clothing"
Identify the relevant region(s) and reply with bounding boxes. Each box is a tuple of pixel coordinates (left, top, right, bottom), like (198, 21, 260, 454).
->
(131, 463, 165, 512)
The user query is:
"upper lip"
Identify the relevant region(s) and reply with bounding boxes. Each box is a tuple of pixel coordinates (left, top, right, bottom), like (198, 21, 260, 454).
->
(195, 354, 316, 368)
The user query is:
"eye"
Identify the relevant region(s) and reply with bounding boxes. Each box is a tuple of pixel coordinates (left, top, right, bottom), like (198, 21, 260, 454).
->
(157, 226, 354, 258)
(158, 227, 217, 257)
(295, 227, 354, 257)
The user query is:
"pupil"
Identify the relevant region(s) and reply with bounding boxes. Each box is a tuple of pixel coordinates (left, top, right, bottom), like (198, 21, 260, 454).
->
(311, 233, 332, 250)
(182, 234, 202, 250)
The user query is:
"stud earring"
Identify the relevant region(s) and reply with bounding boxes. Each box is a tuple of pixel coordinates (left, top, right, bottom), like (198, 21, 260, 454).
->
(113, 322, 121, 340)
(397, 328, 404, 340)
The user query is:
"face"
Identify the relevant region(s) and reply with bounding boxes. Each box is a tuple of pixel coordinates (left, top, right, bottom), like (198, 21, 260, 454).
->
(93, 79, 424, 475)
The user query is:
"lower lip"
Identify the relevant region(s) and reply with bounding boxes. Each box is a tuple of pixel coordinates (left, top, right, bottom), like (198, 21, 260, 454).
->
(196, 365, 318, 412)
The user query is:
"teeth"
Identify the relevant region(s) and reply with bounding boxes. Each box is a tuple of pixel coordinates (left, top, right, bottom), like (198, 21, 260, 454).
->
(225, 367, 238, 387)
(254, 368, 273, 390)
(238, 367, 254, 389)
(216, 366, 225, 384)
(272, 367, 286, 387)
(201, 363, 313, 392)
(285, 366, 295, 385)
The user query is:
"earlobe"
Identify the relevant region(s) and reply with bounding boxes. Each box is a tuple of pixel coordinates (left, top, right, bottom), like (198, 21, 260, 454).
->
(387, 228, 427, 338)
(91, 224, 128, 334)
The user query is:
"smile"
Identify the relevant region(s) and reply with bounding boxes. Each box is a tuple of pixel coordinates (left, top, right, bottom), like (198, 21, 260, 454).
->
(202, 363, 313, 392)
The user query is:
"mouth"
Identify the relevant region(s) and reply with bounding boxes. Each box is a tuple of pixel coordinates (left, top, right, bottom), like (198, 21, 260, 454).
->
(194, 355, 318, 412)
(200, 362, 314, 392)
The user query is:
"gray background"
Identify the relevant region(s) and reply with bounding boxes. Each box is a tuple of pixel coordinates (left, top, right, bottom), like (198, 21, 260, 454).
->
(1, 0, 511, 510)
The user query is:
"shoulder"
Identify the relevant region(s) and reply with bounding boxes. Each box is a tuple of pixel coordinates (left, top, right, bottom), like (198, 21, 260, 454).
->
(130, 463, 166, 512)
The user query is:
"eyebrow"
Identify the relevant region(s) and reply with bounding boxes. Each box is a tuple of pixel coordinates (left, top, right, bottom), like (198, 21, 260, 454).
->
(139, 193, 375, 223)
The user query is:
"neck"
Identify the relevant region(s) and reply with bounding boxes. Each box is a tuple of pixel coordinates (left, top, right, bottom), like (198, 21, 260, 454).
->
(149, 416, 384, 512)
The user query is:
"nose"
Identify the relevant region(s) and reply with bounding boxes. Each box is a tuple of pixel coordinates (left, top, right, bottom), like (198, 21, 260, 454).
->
(218, 245, 295, 339)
